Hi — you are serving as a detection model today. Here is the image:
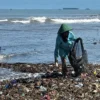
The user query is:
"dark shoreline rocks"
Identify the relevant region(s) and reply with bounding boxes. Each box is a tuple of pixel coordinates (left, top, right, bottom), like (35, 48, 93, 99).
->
(0, 63, 100, 100)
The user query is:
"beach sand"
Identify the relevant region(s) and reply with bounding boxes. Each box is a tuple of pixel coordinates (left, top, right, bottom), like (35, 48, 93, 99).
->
(0, 63, 100, 100)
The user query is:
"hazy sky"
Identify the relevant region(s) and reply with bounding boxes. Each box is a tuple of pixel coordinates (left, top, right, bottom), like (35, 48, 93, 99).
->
(0, 0, 100, 9)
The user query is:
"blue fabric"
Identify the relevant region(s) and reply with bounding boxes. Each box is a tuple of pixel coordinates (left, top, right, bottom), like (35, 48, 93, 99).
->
(54, 32, 76, 60)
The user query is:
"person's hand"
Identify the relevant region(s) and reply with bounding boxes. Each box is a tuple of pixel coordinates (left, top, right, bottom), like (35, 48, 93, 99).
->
(75, 39, 79, 42)
(55, 62, 58, 67)
(55, 59, 58, 67)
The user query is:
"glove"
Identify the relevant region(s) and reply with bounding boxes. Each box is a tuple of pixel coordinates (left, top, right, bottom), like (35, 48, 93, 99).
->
(55, 62, 58, 67)
(55, 58, 58, 67)
(75, 39, 79, 42)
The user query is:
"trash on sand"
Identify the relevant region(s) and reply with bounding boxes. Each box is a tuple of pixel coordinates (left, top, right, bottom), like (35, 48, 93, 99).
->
(23, 86, 30, 92)
(94, 70, 97, 75)
(39, 86, 47, 92)
(75, 78, 82, 82)
(0, 63, 100, 100)
(10, 79, 17, 86)
(75, 82, 83, 88)
(94, 68, 100, 76)
(22, 93, 25, 96)
(5, 83, 12, 89)
(52, 84, 58, 89)
(0, 91, 3, 95)
(41, 94, 50, 100)
(81, 73, 88, 79)
(96, 74, 100, 78)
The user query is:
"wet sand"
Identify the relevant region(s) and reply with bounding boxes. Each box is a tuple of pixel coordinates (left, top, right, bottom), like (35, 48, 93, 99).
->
(0, 63, 100, 100)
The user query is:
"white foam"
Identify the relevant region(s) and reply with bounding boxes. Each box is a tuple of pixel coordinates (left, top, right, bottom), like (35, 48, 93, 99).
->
(0, 51, 38, 61)
(0, 67, 45, 81)
(0, 19, 8, 22)
(12, 20, 30, 24)
(51, 18, 100, 23)
(0, 17, 100, 24)
(0, 55, 6, 60)
(0, 54, 15, 60)
(0, 68, 33, 81)
(30, 16, 47, 23)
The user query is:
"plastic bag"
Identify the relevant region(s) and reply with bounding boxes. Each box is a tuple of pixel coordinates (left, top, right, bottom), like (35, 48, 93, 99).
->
(68, 38, 88, 76)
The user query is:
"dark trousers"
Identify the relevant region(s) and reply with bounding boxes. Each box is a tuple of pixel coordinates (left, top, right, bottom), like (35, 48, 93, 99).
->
(61, 57, 67, 77)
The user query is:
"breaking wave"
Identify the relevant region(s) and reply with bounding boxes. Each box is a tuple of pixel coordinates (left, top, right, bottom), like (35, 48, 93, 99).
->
(0, 51, 38, 61)
(0, 17, 100, 24)
(0, 54, 17, 60)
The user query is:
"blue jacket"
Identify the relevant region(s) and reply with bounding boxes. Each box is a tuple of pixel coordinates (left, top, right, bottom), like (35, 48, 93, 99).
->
(54, 32, 76, 60)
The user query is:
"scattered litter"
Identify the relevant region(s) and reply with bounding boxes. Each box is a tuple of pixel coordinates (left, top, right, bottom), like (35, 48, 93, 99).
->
(0, 63, 100, 100)
(75, 82, 83, 88)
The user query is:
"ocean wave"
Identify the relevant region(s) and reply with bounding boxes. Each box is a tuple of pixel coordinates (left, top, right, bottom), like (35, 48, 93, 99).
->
(51, 18, 100, 23)
(0, 67, 36, 81)
(0, 17, 100, 24)
(0, 51, 38, 61)
(0, 54, 15, 60)
(0, 19, 8, 22)
(11, 20, 30, 24)
(30, 16, 47, 23)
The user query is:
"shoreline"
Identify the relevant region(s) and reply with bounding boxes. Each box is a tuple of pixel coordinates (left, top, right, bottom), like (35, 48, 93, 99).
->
(0, 63, 100, 99)
(0, 62, 100, 73)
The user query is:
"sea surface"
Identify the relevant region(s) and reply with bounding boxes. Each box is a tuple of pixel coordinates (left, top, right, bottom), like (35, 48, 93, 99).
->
(0, 9, 100, 64)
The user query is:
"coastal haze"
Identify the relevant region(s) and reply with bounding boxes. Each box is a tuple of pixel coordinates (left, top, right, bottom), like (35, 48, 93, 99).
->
(0, 9, 100, 64)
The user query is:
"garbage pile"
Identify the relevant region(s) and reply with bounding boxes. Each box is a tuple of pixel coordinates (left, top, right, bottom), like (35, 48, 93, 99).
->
(0, 63, 100, 100)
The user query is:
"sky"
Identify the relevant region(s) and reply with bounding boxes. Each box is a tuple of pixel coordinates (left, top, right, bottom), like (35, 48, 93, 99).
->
(0, 0, 100, 9)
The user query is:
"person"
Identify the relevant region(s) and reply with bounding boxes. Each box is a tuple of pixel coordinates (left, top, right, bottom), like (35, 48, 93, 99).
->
(54, 24, 76, 77)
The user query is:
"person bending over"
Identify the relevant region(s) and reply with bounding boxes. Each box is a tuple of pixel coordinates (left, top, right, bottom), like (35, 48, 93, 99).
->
(54, 24, 76, 77)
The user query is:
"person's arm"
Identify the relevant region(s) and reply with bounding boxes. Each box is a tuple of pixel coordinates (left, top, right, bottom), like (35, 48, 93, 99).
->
(54, 36, 60, 64)
(70, 32, 76, 41)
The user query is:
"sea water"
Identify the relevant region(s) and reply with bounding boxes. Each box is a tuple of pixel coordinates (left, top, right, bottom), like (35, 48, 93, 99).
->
(0, 9, 100, 64)
(0, 9, 100, 80)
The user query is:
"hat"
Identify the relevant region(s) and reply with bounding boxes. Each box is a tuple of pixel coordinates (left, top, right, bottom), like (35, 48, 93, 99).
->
(58, 24, 72, 35)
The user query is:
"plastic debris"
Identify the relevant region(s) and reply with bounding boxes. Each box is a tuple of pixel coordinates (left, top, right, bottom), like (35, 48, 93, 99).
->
(81, 73, 88, 79)
(0, 91, 3, 95)
(39, 86, 47, 92)
(22, 93, 25, 96)
(75, 78, 82, 82)
(23, 86, 30, 92)
(41, 94, 50, 100)
(0, 63, 100, 100)
(75, 82, 83, 88)
(94, 70, 97, 75)
(5, 83, 12, 89)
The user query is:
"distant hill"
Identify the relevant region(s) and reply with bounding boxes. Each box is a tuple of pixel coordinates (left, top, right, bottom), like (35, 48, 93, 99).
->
(85, 8, 90, 10)
(63, 8, 79, 10)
